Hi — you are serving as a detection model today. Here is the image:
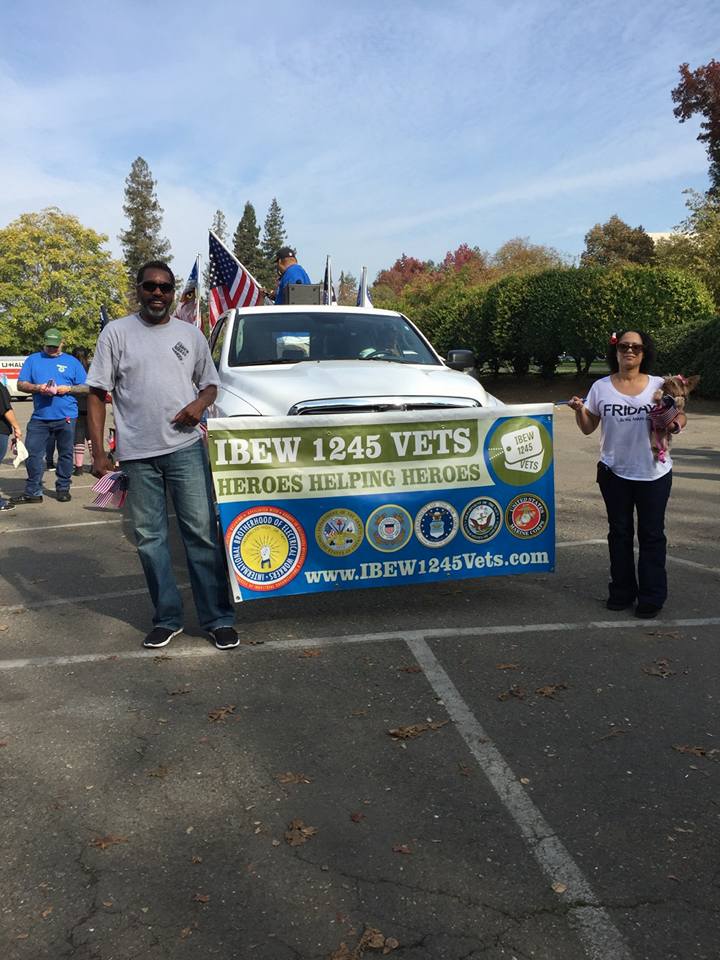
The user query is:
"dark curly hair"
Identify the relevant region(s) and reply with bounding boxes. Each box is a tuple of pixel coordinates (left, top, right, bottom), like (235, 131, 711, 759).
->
(606, 330, 655, 374)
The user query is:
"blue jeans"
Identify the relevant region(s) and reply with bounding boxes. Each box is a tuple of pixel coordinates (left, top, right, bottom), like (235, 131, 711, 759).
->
(122, 441, 235, 631)
(24, 418, 75, 495)
(0, 434, 8, 463)
(597, 463, 672, 608)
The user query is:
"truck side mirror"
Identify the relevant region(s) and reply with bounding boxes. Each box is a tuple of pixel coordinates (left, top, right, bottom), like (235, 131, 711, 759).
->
(446, 349, 475, 371)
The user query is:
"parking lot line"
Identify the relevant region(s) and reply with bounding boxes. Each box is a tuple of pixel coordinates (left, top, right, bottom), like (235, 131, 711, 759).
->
(407, 635, 634, 960)
(0, 617, 717, 671)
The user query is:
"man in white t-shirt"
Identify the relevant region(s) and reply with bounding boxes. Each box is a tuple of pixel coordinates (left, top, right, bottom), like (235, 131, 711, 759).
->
(86, 261, 238, 651)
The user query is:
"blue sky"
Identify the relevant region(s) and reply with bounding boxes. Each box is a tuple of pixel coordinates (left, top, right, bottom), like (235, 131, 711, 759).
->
(0, 0, 716, 284)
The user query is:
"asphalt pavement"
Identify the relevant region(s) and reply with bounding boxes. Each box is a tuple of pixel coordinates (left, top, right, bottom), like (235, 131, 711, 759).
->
(0, 396, 718, 960)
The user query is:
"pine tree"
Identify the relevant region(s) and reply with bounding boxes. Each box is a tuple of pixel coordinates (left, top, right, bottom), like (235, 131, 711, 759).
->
(119, 157, 172, 296)
(232, 202, 264, 280)
(260, 198, 287, 287)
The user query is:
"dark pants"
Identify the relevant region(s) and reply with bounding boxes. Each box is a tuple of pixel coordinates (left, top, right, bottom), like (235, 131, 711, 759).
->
(597, 462, 672, 609)
(24, 418, 75, 495)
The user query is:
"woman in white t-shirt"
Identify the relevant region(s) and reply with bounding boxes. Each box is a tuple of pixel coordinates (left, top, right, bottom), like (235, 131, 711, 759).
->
(568, 330, 685, 620)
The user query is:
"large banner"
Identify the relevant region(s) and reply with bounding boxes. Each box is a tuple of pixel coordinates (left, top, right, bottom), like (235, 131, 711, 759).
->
(208, 405, 555, 602)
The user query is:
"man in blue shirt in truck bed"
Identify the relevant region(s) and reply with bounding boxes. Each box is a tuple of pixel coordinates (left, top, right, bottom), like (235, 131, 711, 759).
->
(13, 328, 87, 504)
(273, 246, 311, 303)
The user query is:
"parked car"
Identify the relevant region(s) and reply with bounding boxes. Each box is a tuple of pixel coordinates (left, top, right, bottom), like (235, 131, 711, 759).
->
(207, 305, 502, 417)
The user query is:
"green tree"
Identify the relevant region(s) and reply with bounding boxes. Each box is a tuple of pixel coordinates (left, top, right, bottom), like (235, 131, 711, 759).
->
(672, 59, 720, 195)
(491, 237, 566, 276)
(337, 271, 358, 305)
(233, 202, 264, 280)
(654, 190, 720, 308)
(0, 208, 127, 353)
(580, 214, 654, 267)
(259, 198, 287, 288)
(119, 156, 172, 298)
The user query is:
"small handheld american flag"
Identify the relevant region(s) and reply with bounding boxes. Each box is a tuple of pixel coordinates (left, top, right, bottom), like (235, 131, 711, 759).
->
(91, 471, 129, 509)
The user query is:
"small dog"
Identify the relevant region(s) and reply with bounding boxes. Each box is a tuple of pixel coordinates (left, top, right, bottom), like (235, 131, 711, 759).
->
(649, 374, 700, 462)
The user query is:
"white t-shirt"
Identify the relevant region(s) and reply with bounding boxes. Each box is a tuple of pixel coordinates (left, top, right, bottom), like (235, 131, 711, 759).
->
(87, 313, 219, 461)
(584, 375, 671, 481)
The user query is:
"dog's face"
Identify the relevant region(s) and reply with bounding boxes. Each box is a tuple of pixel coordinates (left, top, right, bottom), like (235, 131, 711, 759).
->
(658, 374, 700, 410)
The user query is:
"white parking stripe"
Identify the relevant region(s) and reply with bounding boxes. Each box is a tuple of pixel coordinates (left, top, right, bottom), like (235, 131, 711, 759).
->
(406, 636, 634, 960)
(0, 617, 717, 669)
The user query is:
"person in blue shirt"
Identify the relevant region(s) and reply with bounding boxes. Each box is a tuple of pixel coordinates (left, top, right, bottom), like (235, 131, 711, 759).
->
(272, 246, 311, 303)
(12, 328, 87, 504)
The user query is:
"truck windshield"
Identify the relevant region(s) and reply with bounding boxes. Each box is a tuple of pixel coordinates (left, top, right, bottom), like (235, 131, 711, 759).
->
(228, 312, 439, 367)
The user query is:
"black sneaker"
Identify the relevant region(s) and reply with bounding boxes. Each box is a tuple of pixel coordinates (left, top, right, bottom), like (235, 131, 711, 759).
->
(143, 626, 183, 649)
(46, 462, 55, 471)
(0, 500, 15, 512)
(606, 598, 634, 611)
(11, 494, 43, 504)
(209, 626, 240, 650)
(73, 466, 84, 476)
(635, 603, 662, 619)
(56, 491, 72, 502)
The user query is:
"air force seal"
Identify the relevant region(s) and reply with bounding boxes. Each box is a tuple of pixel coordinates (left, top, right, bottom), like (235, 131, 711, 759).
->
(414, 501, 459, 548)
(225, 506, 307, 591)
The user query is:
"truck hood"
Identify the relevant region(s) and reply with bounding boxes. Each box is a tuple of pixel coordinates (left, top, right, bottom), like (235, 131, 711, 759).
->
(214, 360, 499, 417)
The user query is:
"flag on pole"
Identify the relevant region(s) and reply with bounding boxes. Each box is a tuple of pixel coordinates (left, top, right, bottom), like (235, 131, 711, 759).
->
(207, 231, 263, 329)
(100, 305, 111, 331)
(356, 266, 372, 307)
(173, 255, 202, 328)
(322, 255, 337, 305)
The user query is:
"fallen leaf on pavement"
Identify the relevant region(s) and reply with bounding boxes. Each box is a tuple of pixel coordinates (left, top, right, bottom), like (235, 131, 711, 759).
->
(102, 900, 113, 907)
(276, 771, 312, 784)
(598, 728, 625, 741)
(284, 818, 318, 846)
(180, 927, 192, 939)
(642, 658, 674, 678)
(147, 765, 170, 778)
(458, 763, 471, 777)
(551, 882, 568, 894)
(299, 648, 321, 658)
(153, 654, 171, 663)
(392, 843, 412, 854)
(672, 744, 712, 758)
(535, 683, 568, 698)
(0, 741, 7, 748)
(398, 665, 422, 673)
(15, 933, 29, 940)
(41, 907, 53, 918)
(496, 662, 519, 670)
(169, 687, 191, 696)
(350, 812, 366, 823)
(89, 835, 128, 850)
(192, 893, 210, 903)
(0, 625, 8, 632)
(497, 685, 526, 701)
(207, 705, 236, 722)
(240, 636, 264, 645)
(330, 944, 353, 960)
(191, 855, 203, 864)
(387, 720, 448, 739)
(350, 709, 368, 717)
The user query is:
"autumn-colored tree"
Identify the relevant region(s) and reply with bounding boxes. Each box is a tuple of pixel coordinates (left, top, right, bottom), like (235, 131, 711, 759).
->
(672, 59, 720, 195)
(0, 208, 127, 354)
(580, 215, 654, 268)
(337, 271, 358, 305)
(439, 243, 490, 283)
(491, 237, 567, 276)
(373, 254, 433, 299)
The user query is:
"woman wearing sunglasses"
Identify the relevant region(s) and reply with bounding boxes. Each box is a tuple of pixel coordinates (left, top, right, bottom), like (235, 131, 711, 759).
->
(568, 330, 684, 619)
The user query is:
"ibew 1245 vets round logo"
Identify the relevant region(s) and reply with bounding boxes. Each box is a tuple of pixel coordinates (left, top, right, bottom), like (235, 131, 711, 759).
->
(225, 506, 307, 591)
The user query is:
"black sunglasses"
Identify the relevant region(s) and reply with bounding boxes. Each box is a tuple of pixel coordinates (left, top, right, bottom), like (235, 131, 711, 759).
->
(617, 342, 644, 353)
(139, 280, 175, 294)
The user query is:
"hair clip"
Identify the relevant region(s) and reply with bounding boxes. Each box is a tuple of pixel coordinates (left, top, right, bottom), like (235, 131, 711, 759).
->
(677, 373, 687, 384)
(609, 332, 617, 344)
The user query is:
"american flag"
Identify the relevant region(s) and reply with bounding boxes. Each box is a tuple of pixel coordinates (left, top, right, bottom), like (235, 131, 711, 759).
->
(100, 305, 111, 330)
(207, 231, 263, 328)
(173, 255, 202, 328)
(322, 254, 337, 305)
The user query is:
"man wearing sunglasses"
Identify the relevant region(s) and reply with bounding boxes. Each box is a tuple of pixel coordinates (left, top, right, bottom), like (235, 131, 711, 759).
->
(86, 261, 239, 651)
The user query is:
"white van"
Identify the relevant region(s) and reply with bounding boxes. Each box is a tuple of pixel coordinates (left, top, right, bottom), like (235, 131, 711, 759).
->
(0, 357, 29, 399)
